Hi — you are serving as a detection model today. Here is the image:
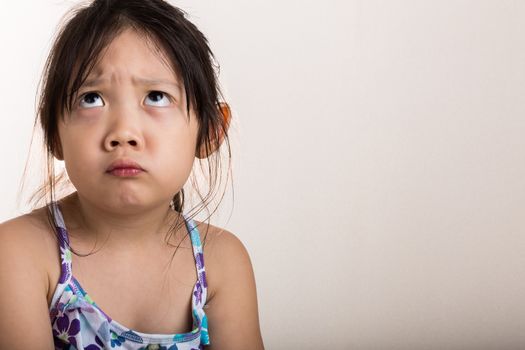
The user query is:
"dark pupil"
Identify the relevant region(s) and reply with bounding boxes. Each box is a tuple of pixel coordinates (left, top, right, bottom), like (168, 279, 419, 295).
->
(150, 92, 162, 101)
(84, 93, 98, 103)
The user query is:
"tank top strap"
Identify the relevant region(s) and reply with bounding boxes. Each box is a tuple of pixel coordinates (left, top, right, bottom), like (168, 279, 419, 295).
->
(183, 214, 208, 297)
(49, 201, 73, 285)
(49, 203, 208, 305)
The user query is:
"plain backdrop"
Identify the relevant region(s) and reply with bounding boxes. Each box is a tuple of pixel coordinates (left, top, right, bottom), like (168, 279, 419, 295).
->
(1, 1, 525, 349)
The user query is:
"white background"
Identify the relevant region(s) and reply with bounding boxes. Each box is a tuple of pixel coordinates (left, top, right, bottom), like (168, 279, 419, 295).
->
(1, 1, 525, 349)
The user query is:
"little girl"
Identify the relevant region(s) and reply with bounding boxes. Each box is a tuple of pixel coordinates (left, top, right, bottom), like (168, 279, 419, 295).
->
(0, 0, 264, 349)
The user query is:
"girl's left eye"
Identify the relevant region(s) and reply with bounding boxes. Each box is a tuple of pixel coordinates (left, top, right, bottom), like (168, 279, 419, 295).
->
(79, 92, 104, 108)
(144, 91, 172, 107)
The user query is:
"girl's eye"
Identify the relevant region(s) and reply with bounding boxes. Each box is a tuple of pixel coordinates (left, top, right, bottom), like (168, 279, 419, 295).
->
(145, 91, 171, 107)
(79, 92, 104, 108)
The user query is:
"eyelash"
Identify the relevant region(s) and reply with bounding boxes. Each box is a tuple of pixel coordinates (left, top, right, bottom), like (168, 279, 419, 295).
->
(77, 91, 174, 108)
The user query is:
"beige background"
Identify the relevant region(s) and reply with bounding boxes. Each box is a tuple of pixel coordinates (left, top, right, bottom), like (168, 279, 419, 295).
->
(1, 1, 525, 349)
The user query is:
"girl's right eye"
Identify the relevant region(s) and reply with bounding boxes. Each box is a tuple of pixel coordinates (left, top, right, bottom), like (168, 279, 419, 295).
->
(79, 92, 104, 108)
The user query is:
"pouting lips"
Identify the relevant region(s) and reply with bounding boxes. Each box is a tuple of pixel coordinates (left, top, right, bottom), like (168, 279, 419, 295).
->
(106, 159, 145, 172)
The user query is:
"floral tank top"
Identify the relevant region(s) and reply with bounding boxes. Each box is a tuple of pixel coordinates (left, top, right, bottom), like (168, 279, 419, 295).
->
(48, 201, 210, 349)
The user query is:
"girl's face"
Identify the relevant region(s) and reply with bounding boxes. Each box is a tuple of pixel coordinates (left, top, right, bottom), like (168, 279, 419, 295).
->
(58, 28, 199, 212)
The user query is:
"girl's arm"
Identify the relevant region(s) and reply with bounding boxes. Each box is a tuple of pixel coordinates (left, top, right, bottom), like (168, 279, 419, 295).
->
(0, 220, 55, 349)
(205, 229, 265, 349)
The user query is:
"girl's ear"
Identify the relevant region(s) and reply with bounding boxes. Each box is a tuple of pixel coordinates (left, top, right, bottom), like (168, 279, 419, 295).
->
(196, 102, 231, 159)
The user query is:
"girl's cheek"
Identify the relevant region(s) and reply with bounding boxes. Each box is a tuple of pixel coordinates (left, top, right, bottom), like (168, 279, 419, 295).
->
(146, 106, 179, 124)
(69, 108, 104, 125)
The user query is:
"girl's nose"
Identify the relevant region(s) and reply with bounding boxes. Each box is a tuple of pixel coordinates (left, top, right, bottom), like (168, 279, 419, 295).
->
(105, 136, 139, 150)
(103, 119, 144, 152)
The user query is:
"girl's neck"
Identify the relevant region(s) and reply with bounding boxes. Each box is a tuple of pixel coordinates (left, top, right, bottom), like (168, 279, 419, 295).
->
(58, 192, 184, 252)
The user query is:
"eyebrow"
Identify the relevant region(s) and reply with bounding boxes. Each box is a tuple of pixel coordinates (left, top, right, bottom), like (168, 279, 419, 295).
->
(81, 76, 182, 91)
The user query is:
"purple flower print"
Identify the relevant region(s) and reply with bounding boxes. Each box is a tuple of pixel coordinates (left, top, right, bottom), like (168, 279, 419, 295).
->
(56, 226, 69, 246)
(84, 334, 105, 350)
(193, 281, 203, 304)
(57, 239, 72, 284)
(195, 252, 204, 270)
(49, 303, 63, 320)
(52, 313, 80, 348)
(85, 346, 101, 350)
(199, 271, 208, 288)
(137, 344, 179, 350)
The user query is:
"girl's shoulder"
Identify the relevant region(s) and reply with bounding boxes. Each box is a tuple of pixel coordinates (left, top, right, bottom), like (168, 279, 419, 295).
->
(193, 219, 250, 266)
(192, 220, 254, 303)
(0, 207, 59, 261)
(189, 220, 262, 346)
(0, 207, 60, 304)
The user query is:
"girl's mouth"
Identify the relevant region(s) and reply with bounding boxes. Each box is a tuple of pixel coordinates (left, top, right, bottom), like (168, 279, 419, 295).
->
(106, 158, 145, 176)
(107, 168, 144, 177)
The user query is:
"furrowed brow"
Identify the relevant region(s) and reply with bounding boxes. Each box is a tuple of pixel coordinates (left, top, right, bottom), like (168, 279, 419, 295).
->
(79, 77, 181, 91)
(134, 77, 181, 91)
(80, 77, 107, 89)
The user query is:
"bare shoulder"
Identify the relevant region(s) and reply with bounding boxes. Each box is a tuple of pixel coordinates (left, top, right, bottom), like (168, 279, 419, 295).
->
(194, 220, 249, 259)
(191, 220, 264, 349)
(0, 207, 57, 257)
(0, 208, 57, 348)
(0, 208, 59, 296)
(193, 221, 253, 284)
(0, 209, 46, 279)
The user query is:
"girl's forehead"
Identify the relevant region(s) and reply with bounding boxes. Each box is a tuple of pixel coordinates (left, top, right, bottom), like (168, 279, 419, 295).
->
(99, 29, 171, 69)
(81, 29, 181, 86)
